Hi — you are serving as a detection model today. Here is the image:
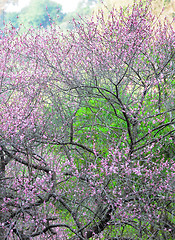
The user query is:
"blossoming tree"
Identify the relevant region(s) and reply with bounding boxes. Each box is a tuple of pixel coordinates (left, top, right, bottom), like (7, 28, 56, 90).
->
(0, 0, 174, 239)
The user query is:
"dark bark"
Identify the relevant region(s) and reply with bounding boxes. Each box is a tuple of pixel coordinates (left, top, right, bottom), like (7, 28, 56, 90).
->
(86, 206, 113, 239)
(0, 149, 6, 239)
(13, 229, 30, 240)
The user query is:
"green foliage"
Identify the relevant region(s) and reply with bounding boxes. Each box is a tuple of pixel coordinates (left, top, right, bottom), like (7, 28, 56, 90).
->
(2, 11, 19, 28)
(18, 0, 64, 28)
(2, 0, 65, 29)
(74, 98, 125, 155)
(1, 0, 98, 30)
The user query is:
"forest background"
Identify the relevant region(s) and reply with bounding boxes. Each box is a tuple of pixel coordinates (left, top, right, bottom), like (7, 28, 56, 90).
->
(0, 0, 175, 30)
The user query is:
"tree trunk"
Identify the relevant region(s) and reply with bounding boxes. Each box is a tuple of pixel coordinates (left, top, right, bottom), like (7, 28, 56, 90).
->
(0, 149, 6, 239)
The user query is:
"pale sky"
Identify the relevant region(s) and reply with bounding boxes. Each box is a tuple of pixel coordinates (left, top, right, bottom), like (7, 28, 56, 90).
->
(5, 0, 82, 13)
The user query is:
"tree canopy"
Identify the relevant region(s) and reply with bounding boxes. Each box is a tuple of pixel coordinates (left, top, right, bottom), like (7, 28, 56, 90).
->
(0, 0, 174, 239)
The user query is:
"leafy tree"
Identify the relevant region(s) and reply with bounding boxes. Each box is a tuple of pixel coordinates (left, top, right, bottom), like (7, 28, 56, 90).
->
(0, 11, 19, 29)
(0, 0, 174, 239)
(19, 0, 65, 28)
(2, 0, 65, 29)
